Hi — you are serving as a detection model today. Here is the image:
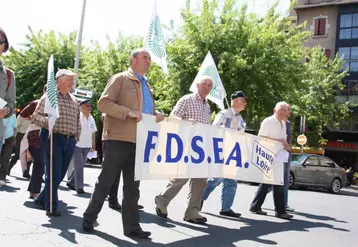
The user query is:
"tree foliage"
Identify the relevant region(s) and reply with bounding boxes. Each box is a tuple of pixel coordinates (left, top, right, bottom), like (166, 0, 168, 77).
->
(2, 0, 352, 147)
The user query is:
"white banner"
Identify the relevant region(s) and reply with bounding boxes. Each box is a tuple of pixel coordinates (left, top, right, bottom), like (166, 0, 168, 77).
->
(135, 114, 285, 185)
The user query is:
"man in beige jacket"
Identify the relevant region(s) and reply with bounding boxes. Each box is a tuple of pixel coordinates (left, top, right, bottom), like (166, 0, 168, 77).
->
(82, 48, 164, 239)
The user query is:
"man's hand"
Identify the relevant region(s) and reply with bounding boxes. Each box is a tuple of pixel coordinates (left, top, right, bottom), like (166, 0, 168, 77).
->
(155, 111, 164, 122)
(127, 110, 143, 122)
(281, 139, 291, 151)
(0, 107, 10, 119)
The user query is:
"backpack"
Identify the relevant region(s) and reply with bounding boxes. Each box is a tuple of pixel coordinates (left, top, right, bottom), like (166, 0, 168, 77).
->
(6, 69, 11, 92)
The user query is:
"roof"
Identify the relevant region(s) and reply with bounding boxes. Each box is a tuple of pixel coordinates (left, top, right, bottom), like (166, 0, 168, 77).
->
(294, 0, 358, 10)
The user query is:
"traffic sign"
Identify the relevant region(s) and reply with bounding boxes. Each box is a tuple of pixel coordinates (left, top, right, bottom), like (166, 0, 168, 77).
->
(297, 134, 307, 146)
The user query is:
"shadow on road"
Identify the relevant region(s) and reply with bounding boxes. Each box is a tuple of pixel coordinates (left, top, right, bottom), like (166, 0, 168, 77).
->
(0, 184, 20, 193)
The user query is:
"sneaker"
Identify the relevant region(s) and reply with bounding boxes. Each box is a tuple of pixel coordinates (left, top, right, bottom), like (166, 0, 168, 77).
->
(0, 180, 5, 186)
(286, 206, 295, 212)
(183, 215, 207, 224)
(249, 208, 267, 215)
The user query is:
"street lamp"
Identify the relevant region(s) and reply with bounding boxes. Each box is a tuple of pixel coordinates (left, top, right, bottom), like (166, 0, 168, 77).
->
(74, 0, 87, 89)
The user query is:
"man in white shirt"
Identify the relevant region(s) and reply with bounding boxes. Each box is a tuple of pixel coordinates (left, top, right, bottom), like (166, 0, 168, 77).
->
(67, 99, 97, 193)
(249, 101, 293, 220)
(201, 91, 247, 218)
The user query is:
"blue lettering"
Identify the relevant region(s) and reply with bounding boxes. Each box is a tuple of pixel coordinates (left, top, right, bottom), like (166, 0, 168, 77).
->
(225, 142, 242, 167)
(165, 133, 183, 163)
(191, 136, 205, 164)
(213, 138, 224, 164)
(143, 131, 158, 162)
(256, 144, 261, 155)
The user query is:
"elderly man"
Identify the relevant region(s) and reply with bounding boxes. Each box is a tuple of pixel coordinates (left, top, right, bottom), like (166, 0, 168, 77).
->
(82, 48, 164, 239)
(249, 101, 293, 220)
(155, 76, 213, 224)
(67, 99, 97, 194)
(32, 69, 80, 217)
(201, 91, 247, 218)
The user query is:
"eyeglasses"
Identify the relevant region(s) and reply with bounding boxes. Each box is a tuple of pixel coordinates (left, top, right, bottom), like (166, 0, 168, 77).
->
(0, 40, 6, 45)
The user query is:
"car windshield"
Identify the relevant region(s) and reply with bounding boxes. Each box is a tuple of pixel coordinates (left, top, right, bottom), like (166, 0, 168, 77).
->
(292, 154, 309, 164)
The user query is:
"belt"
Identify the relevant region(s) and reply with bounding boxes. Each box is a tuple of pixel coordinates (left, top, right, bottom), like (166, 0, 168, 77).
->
(53, 132, 75, 138)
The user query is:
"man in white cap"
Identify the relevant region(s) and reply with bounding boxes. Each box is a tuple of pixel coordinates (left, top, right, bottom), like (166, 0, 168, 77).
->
(32, 69, 81, 217)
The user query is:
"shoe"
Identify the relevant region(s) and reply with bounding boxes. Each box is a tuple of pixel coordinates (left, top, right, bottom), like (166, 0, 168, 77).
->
(108, 202, 122, 211)
(138, 205, 144, 210)
(183, 216, 207, 224)
(249, 208, 267, 215)
(23, 170, 31, 179)
(0, 180, 5, 186)
(124, 229, 151, 239)
(34, 199, 45, 209)
(155, 196, 168, 218)
(200, 200, 204, 211)
(275, 212, 294, 220)
(77, 189, 85, 194)
(220, 209, 241, 218)
(286, 206, 295, 212)
(46, 209, 61, 217)
(66, 183, 76, 191)
(82, 220, 95, 233)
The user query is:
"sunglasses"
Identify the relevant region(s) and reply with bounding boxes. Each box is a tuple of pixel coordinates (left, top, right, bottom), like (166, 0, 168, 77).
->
(0, 40, 6, 45)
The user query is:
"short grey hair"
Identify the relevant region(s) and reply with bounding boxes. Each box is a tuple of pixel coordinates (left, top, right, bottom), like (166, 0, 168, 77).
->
(274, 101, 289, 110)
(129, 48, 149, 65)
(197, 75, 212, 85)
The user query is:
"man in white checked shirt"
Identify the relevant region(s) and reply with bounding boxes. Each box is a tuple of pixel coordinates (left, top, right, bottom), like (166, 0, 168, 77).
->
(201, 91, 247, 218)
(155, 76, 213, 224)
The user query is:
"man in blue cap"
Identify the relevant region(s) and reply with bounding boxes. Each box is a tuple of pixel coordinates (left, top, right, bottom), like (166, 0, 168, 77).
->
(67, 99, 97, 193)
(201, 91, 247, 218)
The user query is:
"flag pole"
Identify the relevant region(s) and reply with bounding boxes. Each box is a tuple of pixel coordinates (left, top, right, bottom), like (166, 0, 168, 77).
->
(50, 133, 53, 214)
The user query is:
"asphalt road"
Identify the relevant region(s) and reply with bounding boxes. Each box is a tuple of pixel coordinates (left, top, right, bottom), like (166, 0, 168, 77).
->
(0, 163, 357, 247)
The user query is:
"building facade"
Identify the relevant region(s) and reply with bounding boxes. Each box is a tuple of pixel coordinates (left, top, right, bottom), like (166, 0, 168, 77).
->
(292, 0, 358, 169)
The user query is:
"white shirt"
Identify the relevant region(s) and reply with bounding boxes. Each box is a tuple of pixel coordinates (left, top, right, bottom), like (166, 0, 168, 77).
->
(213, 108, 246, 132)
(76, 113, 97, 148)
(258, 115, 286, 140)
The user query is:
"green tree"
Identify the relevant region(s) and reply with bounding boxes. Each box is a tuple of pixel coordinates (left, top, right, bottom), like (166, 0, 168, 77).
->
(4, 27, 78, 108)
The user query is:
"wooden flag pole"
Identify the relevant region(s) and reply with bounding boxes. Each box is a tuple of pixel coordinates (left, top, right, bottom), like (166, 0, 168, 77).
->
(50, 133, 53, 214)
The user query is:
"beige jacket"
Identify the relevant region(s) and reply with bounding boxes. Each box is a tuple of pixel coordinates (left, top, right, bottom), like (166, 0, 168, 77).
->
(98, 68, 155, 143)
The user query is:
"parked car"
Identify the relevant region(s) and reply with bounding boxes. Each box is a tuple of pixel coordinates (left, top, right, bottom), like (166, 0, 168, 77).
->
(289, 154, 347, 194)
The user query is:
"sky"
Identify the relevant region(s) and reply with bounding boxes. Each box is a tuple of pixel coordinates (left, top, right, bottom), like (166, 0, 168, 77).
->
(1, 0, 290, 49)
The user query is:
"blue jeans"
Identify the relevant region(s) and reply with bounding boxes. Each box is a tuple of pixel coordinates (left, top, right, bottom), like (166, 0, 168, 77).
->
(202, 178, 237, 212)
(37, 129, 76, 211)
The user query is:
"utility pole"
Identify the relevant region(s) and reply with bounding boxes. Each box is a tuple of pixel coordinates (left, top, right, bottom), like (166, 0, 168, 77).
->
(74, 0, 87, 89)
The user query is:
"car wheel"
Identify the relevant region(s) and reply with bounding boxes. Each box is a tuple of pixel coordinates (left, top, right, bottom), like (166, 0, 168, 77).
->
(288, 172, 294, 188)
(330, 178, 341, 194)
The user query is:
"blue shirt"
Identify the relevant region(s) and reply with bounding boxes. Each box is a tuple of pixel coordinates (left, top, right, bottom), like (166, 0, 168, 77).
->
(3, 114, 16, 139)
(134, 71, 154, 114)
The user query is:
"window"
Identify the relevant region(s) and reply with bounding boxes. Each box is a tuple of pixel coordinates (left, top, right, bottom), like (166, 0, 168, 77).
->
(339, 14, 358, 39)
(320, 157, 336, 167)
(305, 157, 319, 166)
(314, 17, 327, 36)
(338, 47, 358, 72)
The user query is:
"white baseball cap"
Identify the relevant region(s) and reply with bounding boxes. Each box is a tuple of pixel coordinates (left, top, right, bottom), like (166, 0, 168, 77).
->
(55, 69, 78, 79)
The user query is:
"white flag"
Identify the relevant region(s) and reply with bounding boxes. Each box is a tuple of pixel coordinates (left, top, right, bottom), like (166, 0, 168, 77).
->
(189, 51, 227, 110)
(144, 0, 168, 74)
(44, 54, 59, 135)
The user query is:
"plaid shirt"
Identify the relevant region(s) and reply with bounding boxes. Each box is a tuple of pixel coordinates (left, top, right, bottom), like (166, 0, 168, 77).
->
(32, 91, 81, 139)
(171, 93, 211, 124)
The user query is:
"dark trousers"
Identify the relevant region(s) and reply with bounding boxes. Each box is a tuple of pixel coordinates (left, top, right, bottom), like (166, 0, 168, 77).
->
(27, 146, 44, 194)
(83, 140, 140, 234)
(0, 137, 16, 180)
(250, 183, 286, 215)
(37, 129, 76, 210)
(10, 133, 24, 167)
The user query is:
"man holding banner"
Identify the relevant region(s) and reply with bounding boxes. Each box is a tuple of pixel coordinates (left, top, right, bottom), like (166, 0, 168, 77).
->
(201, 91, 248, 218)
(249, 101, 294, 220)
(155, 76, 213, 224)
(32, 69, 80, 216)
(82, 48, 164, 239)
